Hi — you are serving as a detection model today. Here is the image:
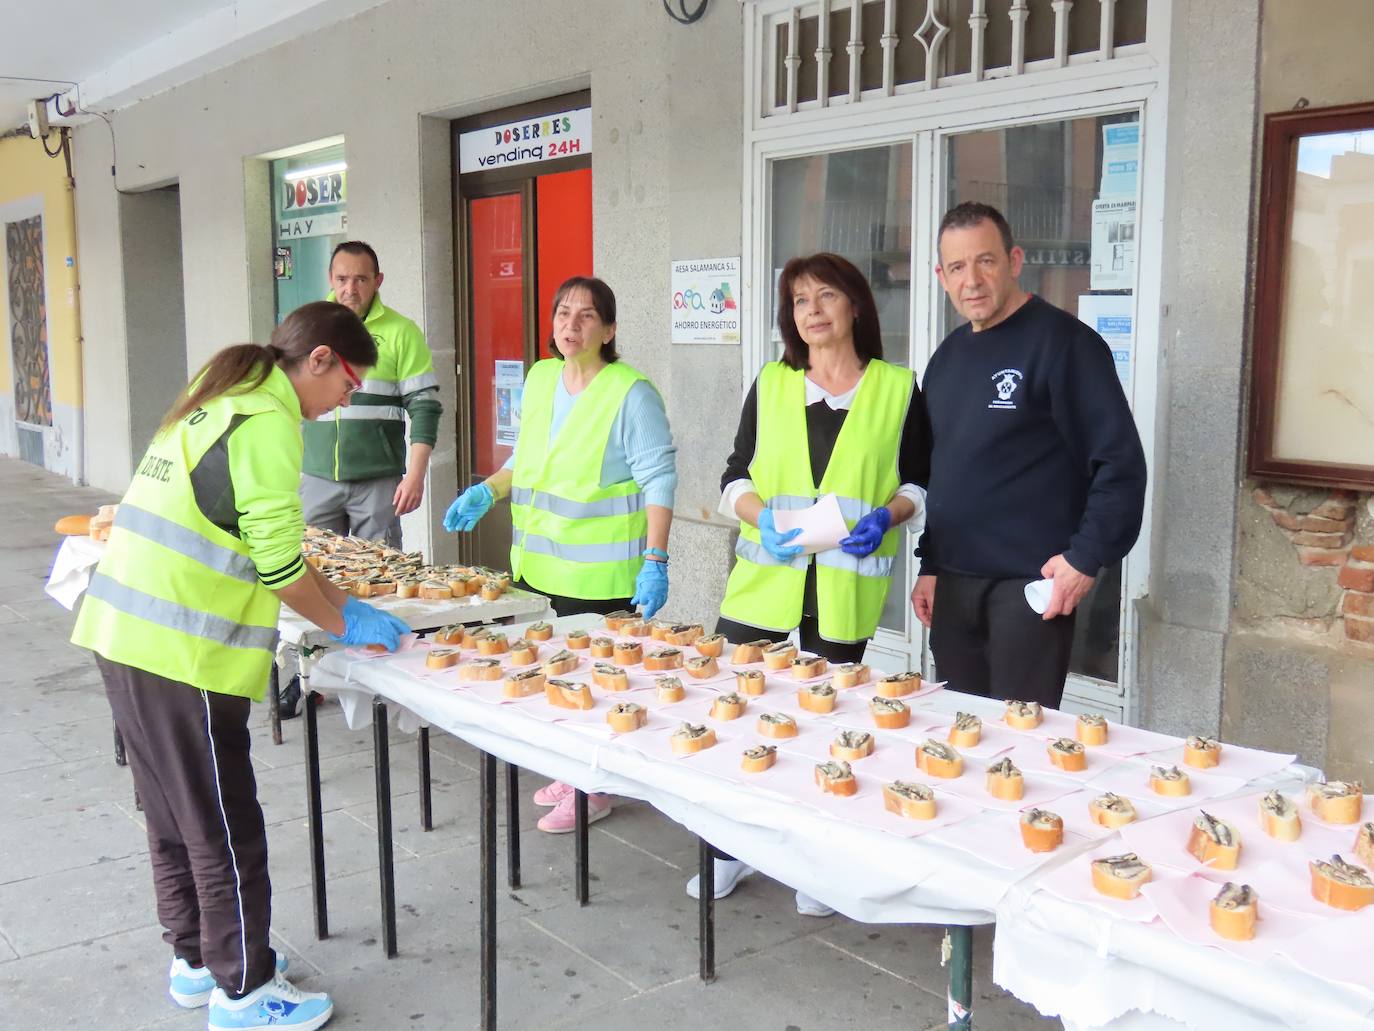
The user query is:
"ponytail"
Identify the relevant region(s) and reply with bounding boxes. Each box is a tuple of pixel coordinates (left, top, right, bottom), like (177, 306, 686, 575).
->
(155, 301, 377, 436)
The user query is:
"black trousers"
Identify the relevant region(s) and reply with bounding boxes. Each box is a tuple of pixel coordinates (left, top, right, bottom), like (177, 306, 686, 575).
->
(928, 572, 1076, 708)
(98, 656, 276, 996)
(713, 565, 869, 665)
(514, 578, 633, 619)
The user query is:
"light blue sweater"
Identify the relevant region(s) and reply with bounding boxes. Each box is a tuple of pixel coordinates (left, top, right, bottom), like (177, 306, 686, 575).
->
(503, 373, 678, 508)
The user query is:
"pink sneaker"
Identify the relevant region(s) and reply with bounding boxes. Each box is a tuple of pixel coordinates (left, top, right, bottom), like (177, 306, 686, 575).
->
(536, 792, 612, 833)
(532, 780, 575, 807)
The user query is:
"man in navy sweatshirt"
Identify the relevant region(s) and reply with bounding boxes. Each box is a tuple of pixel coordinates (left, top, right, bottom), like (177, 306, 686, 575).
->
(911, 202, 1146, 707)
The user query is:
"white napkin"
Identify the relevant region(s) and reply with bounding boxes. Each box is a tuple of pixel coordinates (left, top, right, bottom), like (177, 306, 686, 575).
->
(1024, 577, 1053, 614)
(771, 494, 851, 555)
(44, 536, 106, 610)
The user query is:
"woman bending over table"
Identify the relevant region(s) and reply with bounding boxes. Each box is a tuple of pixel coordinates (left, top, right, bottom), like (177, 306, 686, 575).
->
(444, 275, 678, 833)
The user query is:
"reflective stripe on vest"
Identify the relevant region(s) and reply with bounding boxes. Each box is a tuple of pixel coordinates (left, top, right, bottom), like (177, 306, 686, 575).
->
(87, 572, 278, 652)
(511, 529, 648, 564)
(115, 503, 258, 583)
(359, 378, 400, 396)
(399, 372, 439, 393)
(509, 486, 646, 520)
(337, 404, 404, 421)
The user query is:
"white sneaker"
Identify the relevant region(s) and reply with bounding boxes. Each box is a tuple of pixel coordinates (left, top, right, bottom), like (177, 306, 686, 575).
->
(169, 951, 288, 1008)
(207, 971, 333, 1030)
(685, 859, 753, 900)
(795, 890, 835, 917)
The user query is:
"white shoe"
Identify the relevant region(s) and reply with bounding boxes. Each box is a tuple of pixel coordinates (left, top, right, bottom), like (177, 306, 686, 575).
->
(685, 859, 753, 900)
(207, 971, 333, 1030)
(795, 890, 835, 917)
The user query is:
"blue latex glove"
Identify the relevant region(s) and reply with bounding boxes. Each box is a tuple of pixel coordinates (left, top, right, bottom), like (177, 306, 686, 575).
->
(328, 596, 410, 650)
(757, 508, 803, 562)
(443, 482, 495, 532)
(839, 506, 893, 557)
(630, 559, 669, 619)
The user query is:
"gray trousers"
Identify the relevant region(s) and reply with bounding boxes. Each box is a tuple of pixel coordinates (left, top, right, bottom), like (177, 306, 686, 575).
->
(300, 472, 403, 548)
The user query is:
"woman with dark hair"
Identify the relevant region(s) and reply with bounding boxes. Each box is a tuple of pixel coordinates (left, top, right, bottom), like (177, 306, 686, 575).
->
(444, 276, 678, 833)
(693, 253, 932, 913)
(71, 301, 409, 1031)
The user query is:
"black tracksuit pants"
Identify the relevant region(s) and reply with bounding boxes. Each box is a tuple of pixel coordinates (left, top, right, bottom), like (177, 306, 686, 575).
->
(98, 656, 276, 997)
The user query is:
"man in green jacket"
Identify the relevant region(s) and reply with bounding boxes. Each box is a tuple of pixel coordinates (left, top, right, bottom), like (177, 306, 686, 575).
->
(300, 241, 442, 548)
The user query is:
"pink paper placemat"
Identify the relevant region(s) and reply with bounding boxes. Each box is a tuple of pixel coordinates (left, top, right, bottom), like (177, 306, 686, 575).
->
(936, 766, 1084, 813)
(1086, 760, 1249, 809)
(802, 776, 984, 838)
(760, 684, 872, 726)
(681, 735, 813, 792)
(930, 810, 1093, 870)
(1141, 742, 1297, 783)
(343, 632, 420, 661)
(1278, 910, 1374, 997)
(1052, 788, 1169, 840)
(1139, 872, 1323, 961)
(1197, 792, 1358, 878)
(614, 722, 739, 762)
(628, 682, 723, 713)
(918, 719, 1023, 760)
(1036, 843, 1184, 922)
(1086, 721, 1185, 759)
(849, 678, 946, 707)
(1005, 739, 1130, 782)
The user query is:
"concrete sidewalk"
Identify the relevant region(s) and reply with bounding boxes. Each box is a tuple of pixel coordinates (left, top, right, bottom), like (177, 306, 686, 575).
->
(0, 456, 1054, 1030)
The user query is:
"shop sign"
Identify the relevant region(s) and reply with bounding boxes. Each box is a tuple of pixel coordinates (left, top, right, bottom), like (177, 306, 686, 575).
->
(460, 108, 592, 173)
(279, 211, 347, 239)
(671, 257, 741, 345)
(1020, 242, 1090, 267)
(282, 171, 346, 212)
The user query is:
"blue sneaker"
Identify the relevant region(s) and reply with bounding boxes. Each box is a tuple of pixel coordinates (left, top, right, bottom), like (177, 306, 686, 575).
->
(169, 952, 289, 1008)
(207, 971, 332, 1030)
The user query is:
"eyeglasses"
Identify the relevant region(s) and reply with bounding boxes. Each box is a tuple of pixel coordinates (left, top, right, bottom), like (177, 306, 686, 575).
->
(335, 353, 362, 393)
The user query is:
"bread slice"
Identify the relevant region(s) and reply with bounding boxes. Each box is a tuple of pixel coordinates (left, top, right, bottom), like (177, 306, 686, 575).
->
(947, 712, 981, 748)
(684, 655, 719, 679)
(664, 623, 704, 647)
(1092, 853, 1152, 899)
(613, 641, 644, 666)
(1210, 882, 1258, 940)
(731, 639, 773, 664)
(789, 655, 828, 680)
(426, 648, 461, 669)
(986, 757, 1024, 800)
(830, 729, 874, 761)
(1307, 781, 1364, 824)
(832, 662, 869, 688)
(1187, 812, 1242, 870)
(694, 633, 727, 658)
(603, 609, 637, 632)
(815, 760, 858, 797)
(916, 739, 963, 779)
(1089, 792, 1137, 828)
(589, 636, 615, 658)
(479, 579, 504, 601)
(670, 722, 717, 755)
(762, 642, 798, 670)
(1149, 764, 1192, 797)
(1354, 822, 1374, 868)
(592, 663, 629, 691)
(55, 514, 93, 536)
(883, 781, 936, 820)
(740, 744, 777, 773)
(798, 680, 837, 714)
(655, 676, 685, 703)
(1004, 700, 1043, 730)
(1184, 735, 1222, 769)
(1076, 713, 1109, 746)
(709, 692, 747, 721)
(508, 642, 539, 666)
(644, 648, 683, 672)
(476, 633, 509, 656)
(395, 580, 420, 599)
(418, 581, 452, 600)
(1020, 809, 1064, 852)
(648, 619, 673, 642)
(502, 668, 546, 698)
(1259, 791, 1302, 842)
(1309, 855, 1374, 911)
(1047, 737, 1087, 772)
(875, 671, 921, 698)
(735, 669, 767, 695)
(545, 679, 594, 710)
(757, 712, 798, 738)
(606, 701, 647, 733)
(565, 629, 591, 650)
(869, 695, 910, 729)
(541, 649, 578, 677)
(621, 619, 651, 638)
(433, 624, 465, 647)
(524, 621, 553, 641)
(459, 658, 504, 681)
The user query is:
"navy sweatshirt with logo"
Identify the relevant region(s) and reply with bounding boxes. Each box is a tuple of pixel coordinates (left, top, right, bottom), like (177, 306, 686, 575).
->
(918, 295, 1146, 580)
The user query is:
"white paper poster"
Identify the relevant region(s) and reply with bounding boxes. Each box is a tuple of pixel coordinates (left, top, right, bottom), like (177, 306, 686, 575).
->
(1090, 198, 1137, 290)
(1099, 122, 1140, 198)
(1077, 294, 1134, 393)
(671, 257, 741, 344)
(494, 360, 525, 446)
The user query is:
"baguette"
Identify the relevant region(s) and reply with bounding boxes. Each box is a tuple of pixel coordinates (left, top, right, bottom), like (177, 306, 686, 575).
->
(1004, 700, 1043, 730)
(459, 658, 503, 681)
(645, 648, 683, 672)
(986, 757, 1024, 800)
(603, 610, 637, 632)
(798, 680, 837, 714)
(1184, 735, 1222, 769)
(590, 636, 616, 658)
(55, 514, 93, 536)
(648, 619, 674, 642)
(613, 642, 644, 666)
(670, 722, 717, 755)
(655, 676, 685, 703)
(741, 744, 777, 773)
(445, 575, 472, 596)
(757, 712, 798, 739)
(476, 633, 509, 656)
(790, 655, 828, 680)
(1091, 853, 1152, 900)
(1149, 764, 1192, 797)
(566, 629, 591, 650)
(684, 655, 719, 679)
(815, 759, 858, 797)
(694, 634, 727, 658)
(622, 619, 651, 638)
(1209, 882, 1259, 940)
(395, 580, 420, 599)
(425, 648, 461, 670)
(1355, 822, 1374, 867)
(709, 692, 747, 721)
(883, 781, 936, 820)
(869, 695, 910, 729)
(735, 669, 767, 696)
(1187, 812, 1242, 870)
(502, 668, 546, 698)
(1076, 713, 1109, 746)
(731, 639, 773, 664)
(1309, 855, 1374, 911)
(1259, 791, 1302, 842)
(433, 624, 465, 647)
(916, 739, 963, 779)
(606, 701, 647, 733)
(1089, 793, 1137, 828)
(507, 641, 539, 666)
(545, 678, 594, 710)
(832, 662, 869, 688)
(762, 642, 798, 670)
(1020, 809, 1065, 852)
(947, 712, 982, 748)
(1307, 781, 1364, 824)
(480, 579, 505, 602)
(592, 663, 629, 692)
(541, 649, 579, 677)
(664, 623, 704, 647)
(1047, 737, 1087, 772)
(524, 621, 553, 641)
(830, 729, 874, 761)
(875, 671, 921, 698)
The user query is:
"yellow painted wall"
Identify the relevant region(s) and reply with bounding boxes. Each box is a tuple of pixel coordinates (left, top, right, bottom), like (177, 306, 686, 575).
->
(0, 132, 82, 411)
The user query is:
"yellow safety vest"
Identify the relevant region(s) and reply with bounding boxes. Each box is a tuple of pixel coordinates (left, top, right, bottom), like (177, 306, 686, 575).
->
(719, 359, 913, 643)
(71, 366, 306, 698)
(509, 359, 650, 599)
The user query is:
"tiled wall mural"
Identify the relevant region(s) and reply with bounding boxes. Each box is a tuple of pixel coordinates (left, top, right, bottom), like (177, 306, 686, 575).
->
(7, 215, 52, 426)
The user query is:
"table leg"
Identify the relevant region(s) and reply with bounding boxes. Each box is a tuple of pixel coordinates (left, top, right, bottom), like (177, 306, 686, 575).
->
(373, 698, 398, 959)
(304, 688, 329, 940)
(268, 662, 283, 746)
(505, 763, 521, 890)
(480, 751, 497, 1031)
(945, 926, 973, 1030)
(698, 839, 716, 983)
(113, 722, 127, 767)
(574, 789, 589, 906)
(418, 727, 433, 832)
